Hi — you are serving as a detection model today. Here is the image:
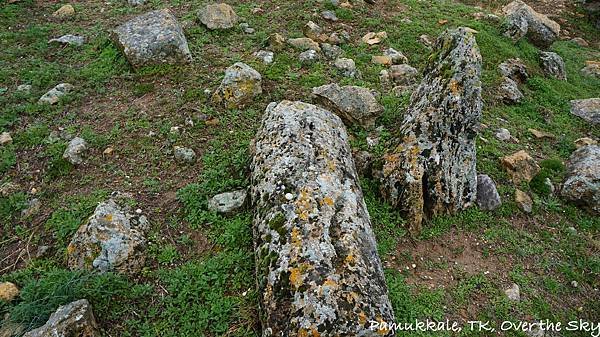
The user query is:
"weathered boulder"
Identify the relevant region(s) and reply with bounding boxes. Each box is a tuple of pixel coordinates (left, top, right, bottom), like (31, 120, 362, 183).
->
(311, 83, 383, 128)
(67, 192, 149, 273)
(38, 83, 73, 104)
(334, 57, 359, 78)
(476, 174, 502, 211)
(499, 58, 529, 83)
(211, 62, 262, 109)
(208, 189, 247, 215)
(540, 51, 566, 80)
(562, 145, 600, 214)
(498, 77, 523, 104)
(502, 0, 561, 48)
(302, 21, 323, 41)
(505, 283, 521, 302)
(198, 3, 238, 30)
(23, 299, 99, 337)
(501, 150, 540, 184)
(388, 64, 418, 85)
(381, 28, 482, 234)
(570, 98, 600, 124)
(251, 100, 395, 336)
(112, 9, 192, 69)
(321, 43, 343, 60)
(63, 137, 87, 165)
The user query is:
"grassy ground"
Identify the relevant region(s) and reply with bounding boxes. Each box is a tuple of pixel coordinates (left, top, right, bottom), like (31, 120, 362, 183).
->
(1, 0, 599, 336)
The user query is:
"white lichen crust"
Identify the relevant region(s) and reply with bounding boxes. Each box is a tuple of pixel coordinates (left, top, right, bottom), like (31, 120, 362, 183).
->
(251, 100, 395, 336)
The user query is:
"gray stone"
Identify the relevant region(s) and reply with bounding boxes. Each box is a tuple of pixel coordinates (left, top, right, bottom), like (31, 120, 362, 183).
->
(63, 137, 87, 165)
(250, 100, 395, 335)
(38, 83, 73, 104)
(389, 64, 418, 85)
(239, 22, 254, 34)
(173, 146, 196, 164)
(312, 83, 383, 128)
(23, 300, 99, 337)
(211, 62, 262, 109)
(198, 3, 238, 30)
(570, 98, 600, 125)
(384, 48, 408, 64)
(562, 145, 600, 214)
(208, 189, 247, 215)
(321, 43, 343, 60)
(0, 132, 12, 146)
(498, 77, 524, 104)
(321, 10, 338, 21)
(515, 189, 533, 213)
(112, 9, 192, 69)
(502, 0, 561, 48)
(334, 57, 359, 78)
(581, 61, 600, 78)
(48, 34, 85, 46)
(495, 128, 512, 142)
(253, 50, 274, 64)
(16, 84, 31, 93)
(381, 28, 482, 234)
(128, 0, 146, 5)
(302, 21, 323, 41)
(499, 58, 529, 83)
(67, 192, 149, 273)
(477, 174, 502, 210)
(540, 51, 566, 80)
(299, 49, 320, 64)
(20, 198, 40, 219)
(505, 283, 521, 301)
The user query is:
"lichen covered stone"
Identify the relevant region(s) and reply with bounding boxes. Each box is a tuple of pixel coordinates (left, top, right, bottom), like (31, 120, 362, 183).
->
(381, 27, 483, 234)
(112, 9, 192, 69)
(562, 145, 600, 215)
(211, 62, 262, 109)
(23, 299, 99, 337)
(251, 100, 395, 336)
(502, 0, 560, 48)
(311, 83, 383, 128)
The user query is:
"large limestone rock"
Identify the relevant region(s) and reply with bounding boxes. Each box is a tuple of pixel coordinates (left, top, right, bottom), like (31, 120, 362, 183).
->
(381, 28, 482, 234)
(562, 145, 600, 214)
(501, 150, 540, 184)
(67, 192, 149, 273)
(112, 9, 192, 69)
(502, 0, 561, 48)
(570, 98, 600, 125)
(23, 299, 99, 337)
(311, 83, 383, 128)
(251, 100, 395, 336)
(198, 3, 238, 30)
(211, 62, 262, 109)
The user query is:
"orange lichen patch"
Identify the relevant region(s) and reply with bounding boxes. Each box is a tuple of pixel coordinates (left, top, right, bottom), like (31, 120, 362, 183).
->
(322, 196, 334, 207)
(104, 213, 113, 222)
(298, 328, 309, 337)
(327, 159, 336, 172)
(311, 327, 320, 337)
(295, 188, 313, 221)
(358, 311, 367, 325)
(290, 266, 306, 288)
(291, 227, 302, 248)
(344, 254, 356, 265)
(449, 79, 461, 95)
(66, 244, 76, 254)
(376, 316, 390, 335)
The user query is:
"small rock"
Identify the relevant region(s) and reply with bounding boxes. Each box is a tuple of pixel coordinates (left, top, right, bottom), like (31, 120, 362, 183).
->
(505, 283, 521, 301)
(0, 132, 12, 146)
(287, 37, 320, 51)
(570, 98, 600, 125)
(321, 43, 343, 60)
(419, 34, 433, 47)
(571, 280, 578, 288)
(62, 137, 87, 165)
(526, 325, 544, 337)
(389, 64, 418, 85)
(303, 21, 323, 41)
(562, 145, 600, 214)
(312, 83, 383, 128)
(353, 150, 374, 177)
(38, 83, 73, 104)
(515, 189, 533, 213)
(16, 84, 31, 93)
(574, 137, 597, 148)
(334, 57, 359, 78)
(239, 22, 254, 34)
(571, 37, 589, 47)
(498, 77, 524, 104)
(253, 50, 274, 64)
(21, 198, 40, 219)
(581, 61, 600, 78)
(495, 128, 512, 142)
(128, 0, 146, 5)
(112, 9, 192, 69)
(540, 51, 566, 80)
(103, 147, 113, 155)
(211, 62, 262, 109)
(371, 55, 392, 66)
(48, 34, 85, 47)
(23, 299, 99, 337)
(383, 48, 408, 64)
(198, 3, 238, 30)
(321, 10, 338, 21)
(476, 174, 502, 211)
(528, 128, 554, 139)
(299, 49, 320, 64)
(501, 150, 541, 184)
(499, 58, 529, 83)
(52, 4, 75, 19)
(544, 177, 555, 194)
(36, 245, 50, 258)
(173, 146, 196, 164)
(0, 282, 19, 302)
(208, 189, 248, 215)
(268, 33, 286, 51)
(362, 31, 387, 45)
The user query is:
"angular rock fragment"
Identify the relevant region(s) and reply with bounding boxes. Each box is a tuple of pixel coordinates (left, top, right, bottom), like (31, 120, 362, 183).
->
(253, 50, 274, 64)
(302, 21, 323, 41)
(515, 189, 533, 213)
(502, 0, 560, 48)
(312, 83, 383, 128)
(67, 192, 149, 273)
(112, 9, 192, 69)
(287, 37, 321, 52)
(562, 145, 600, 214)
(23, 300, 99, 337)
(477, 174, 502, 211)
(570, 98, 600, 125)
(299, 49, 320, 64)
(0, 132, 12, 146)
(198, 3, 238, 30)
(499, 58, 529, 83)
(38, 83, 73, 104)
(63, 137, 87, 165)
(208, 189, 247, 215)
(388, 64, 418, 85)
(211, 62, 262, 109)
(498, 77, 523, 104)
(501, 150, 540, 184)
(0, 282, 19, 302)
(384, 48, 408, 64)
(251, 100, 394, 335)
(581, 61, 600, 78)
(173, 146, 196, 164)
(540, 51, 566, 80)
(48, 34, 85, 46)
(321, 43, 343, 60)
(381, 28, 482, 234)
(334, 57, 359, 78)
(53, 4, 75, 19)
